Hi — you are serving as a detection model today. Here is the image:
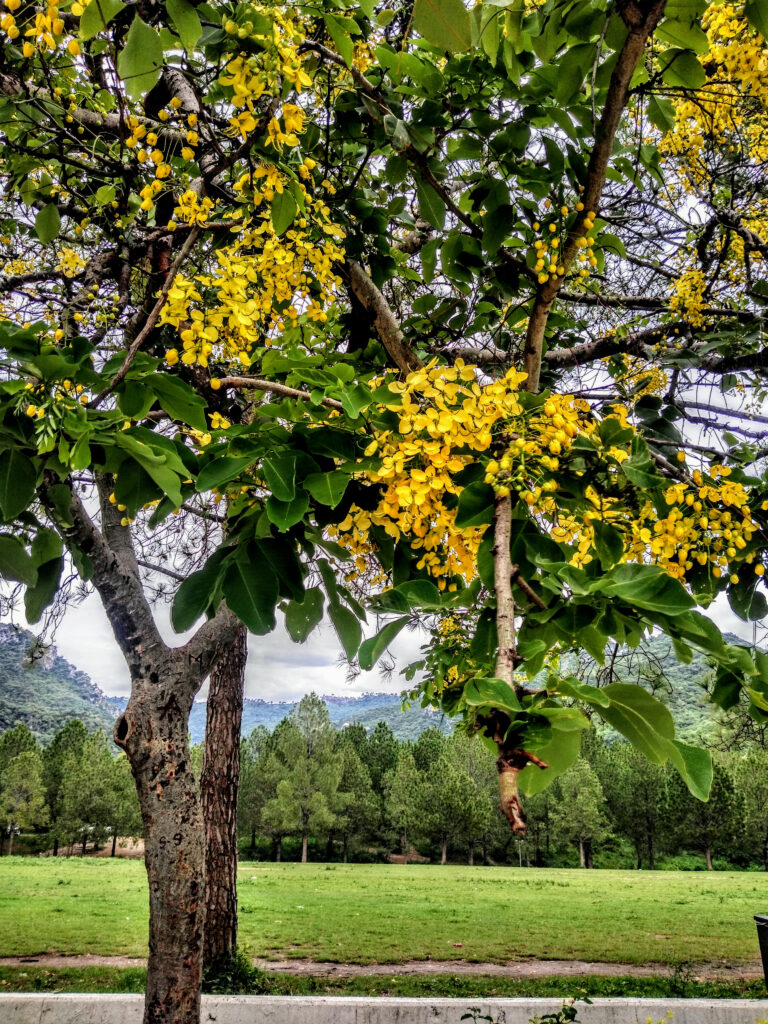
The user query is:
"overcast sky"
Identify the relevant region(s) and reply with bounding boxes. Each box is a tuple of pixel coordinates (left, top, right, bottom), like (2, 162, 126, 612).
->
(16, 581, 761, 703)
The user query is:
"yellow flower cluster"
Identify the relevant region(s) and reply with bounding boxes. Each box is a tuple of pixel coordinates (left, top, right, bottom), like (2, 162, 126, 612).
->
(2, 0, 80, 56)
(173, 191, 214, 226)
(527, 203, 598, 285)
(331, 361, 528, 583)
(160, 173, 345, 367)
(219, 5, 313, 139)
(611, 355, 668, 398)
(659, 4, 768, 182)
(56, 248, 86, 278)
(669, 268, 708, 327)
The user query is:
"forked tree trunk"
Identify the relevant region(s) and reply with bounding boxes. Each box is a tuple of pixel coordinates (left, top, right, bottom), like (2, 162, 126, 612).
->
(116, 672, 205, 1024)
(201, 624, 247, 969)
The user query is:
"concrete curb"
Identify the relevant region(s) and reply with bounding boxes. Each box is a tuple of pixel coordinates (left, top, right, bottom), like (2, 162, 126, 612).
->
(2, 995, 768, 1024)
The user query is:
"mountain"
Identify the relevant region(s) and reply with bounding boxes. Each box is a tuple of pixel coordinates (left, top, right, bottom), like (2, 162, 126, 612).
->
(0, 623, 117, 744)
(0, 622, 753, 746)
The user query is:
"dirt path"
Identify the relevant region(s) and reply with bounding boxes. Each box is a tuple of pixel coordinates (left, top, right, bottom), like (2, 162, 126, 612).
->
(0, 954, 763, 981)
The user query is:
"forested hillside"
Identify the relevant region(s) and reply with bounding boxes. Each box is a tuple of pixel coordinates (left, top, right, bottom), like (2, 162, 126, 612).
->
(0, 622, 750, 745)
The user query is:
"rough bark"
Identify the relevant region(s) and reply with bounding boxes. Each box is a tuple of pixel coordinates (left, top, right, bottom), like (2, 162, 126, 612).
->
(201, 623, 247, 969)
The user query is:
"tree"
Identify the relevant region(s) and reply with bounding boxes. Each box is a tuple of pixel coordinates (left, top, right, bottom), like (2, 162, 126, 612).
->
(2, 1, 768, 1020)
(59, 730, 116, 853)
(0, 723, 37, 776)
(0, 749, 48, 854)
(108, 752, 142, 856)
(662, 758, 743, 870)
(262, 696, 343, 862)
(365, 722, 400, 797)
(384, 749, 423, 864)
(335, 737, 379, 861)
(413, 727, 446, 773)
(550, 758, 611, 868)
(42, 718, 88, 856)
(238, 726, 271, 858)
(733, 749, 768, 871)
(600, 743, 664, 869)
(200, 624, 247, 970)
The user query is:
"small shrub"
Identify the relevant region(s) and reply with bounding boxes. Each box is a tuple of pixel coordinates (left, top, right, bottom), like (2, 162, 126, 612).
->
(201, 947, 269, 995)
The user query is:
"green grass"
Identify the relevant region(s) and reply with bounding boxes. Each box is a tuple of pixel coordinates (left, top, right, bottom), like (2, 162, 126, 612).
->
(0, 968, 765, 1000)
(0, 858, 765, 965)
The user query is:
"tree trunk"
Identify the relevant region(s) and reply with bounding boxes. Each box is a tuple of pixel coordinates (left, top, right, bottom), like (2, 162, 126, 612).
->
(440, 838, 448, 865)
(275, 836, 282, 862)
(705, 845, 713, 871)
(250, 828, 256, 858)
(402, 829, 408, 866)
(115, 675, 204, 1024)
(82, 836, 87, 856)
(325, 833, 334, 861)
(201, 624, 246, 970)
(648, 832, 655, 871)
(468, 841, 474, 866)
(111, 833, 118, 857)
(578, 838, 585, 868)
(301, 833, 308, 863)
(7, 829, 13, 856)
(342, 835, 348, 864)
(585, 840, 593, 869)
(53, 837, 58, 857)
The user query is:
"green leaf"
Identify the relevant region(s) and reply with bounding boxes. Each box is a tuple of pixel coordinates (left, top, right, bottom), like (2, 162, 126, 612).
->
(151, 375, 208, 432)
(358, 615, 409, 670)
(340, 383, 373, 420)
(196, 455, 253, 493)
(24, 529, 63, 624)
(746, 0, 768, 39)
(659, 48, 706, 89)
(0, 535, 37, 586)
(329, 601, 362, 660)
(622, 436, 663, 488)
(518, 730, 581, 796)
(597, 563, 695, 616)
(116, 16, 164, 101)
(394, 579, 442, 608)
(171, 549, 228, 632)
(304, 471, 348, 508)
(323, 14, 355, 67)
(600, 683, 675, 763)
(34, 204, 60, 245)
(80, 0, 124, 39)
(413, 0, 471, 52)
(166, 0, 202, 52)
(271, 188, 298, 235)
(656, 18, 709, 54)
(592, 520, 624, 570)
(0, 450, 36, 520)
(555, 677, 610, 708)
(285, 587, 324, 642)
(462, 676, 522, 714)
(666, 739, 712, 801)
(257, 537, 304, 601)
(114, 435, 182, 507)
(262, 455, 296, 502)
(266, 491, 309, 531)
(416, 179, 446, 230)
(454, 481, 495, 529)
(223, 554, 279, 635)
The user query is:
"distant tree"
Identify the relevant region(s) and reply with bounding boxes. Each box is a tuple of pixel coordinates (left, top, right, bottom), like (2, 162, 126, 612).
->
(0, 723, 37, 775)
(733, 749, 768, 871)
(365, 722, 400, 796)
(0, 749, 48, 854)
(263, 696, 343, 862)
(42, 719, 88, 856)
(662, 758, 743, 870)
(59, 731, 115, 854)
(335, 738, 378, 862)
(413, 728, 446, 773)
(447, 733, 498, 865)
(384, 749, 422, 864)
(108, 754, 143, 856)
(600, 743, 664, 869)
(238, 726, 271, 857)
(421, 745, 479, 864)
(522, 788, 555, 867)
(550, 758, 610, 868)
(340, 723, 369, 760)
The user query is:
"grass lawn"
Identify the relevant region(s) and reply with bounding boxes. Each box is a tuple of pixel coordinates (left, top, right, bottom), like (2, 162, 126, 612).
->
(0, 858, 765, 965)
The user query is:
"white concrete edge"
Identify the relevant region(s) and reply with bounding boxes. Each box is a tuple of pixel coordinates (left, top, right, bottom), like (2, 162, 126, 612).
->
(2, 994, 768, 1024)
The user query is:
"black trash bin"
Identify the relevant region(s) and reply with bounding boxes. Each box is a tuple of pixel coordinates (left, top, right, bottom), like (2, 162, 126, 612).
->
(755, 916, 768, 987)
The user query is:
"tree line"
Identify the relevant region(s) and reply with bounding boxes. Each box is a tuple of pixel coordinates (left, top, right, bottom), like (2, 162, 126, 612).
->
(5, 692, 766, 871)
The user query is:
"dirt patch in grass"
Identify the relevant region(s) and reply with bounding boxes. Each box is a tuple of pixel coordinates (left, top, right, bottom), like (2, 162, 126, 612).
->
(0, 953, 762, 981)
